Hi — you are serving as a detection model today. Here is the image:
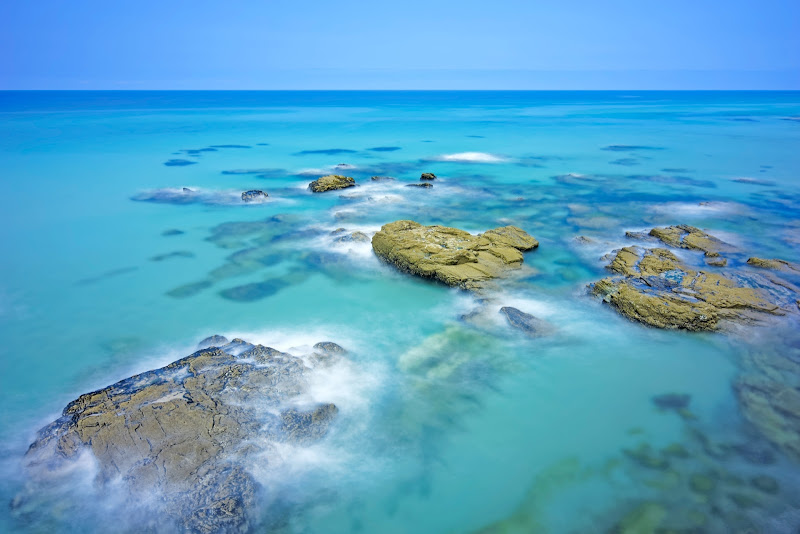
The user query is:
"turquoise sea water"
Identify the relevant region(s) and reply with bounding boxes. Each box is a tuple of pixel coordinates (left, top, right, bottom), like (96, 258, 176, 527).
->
(1, 91, 799, 533)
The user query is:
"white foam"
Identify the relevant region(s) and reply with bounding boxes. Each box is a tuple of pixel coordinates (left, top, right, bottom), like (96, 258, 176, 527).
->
(431, 152, 509, 163)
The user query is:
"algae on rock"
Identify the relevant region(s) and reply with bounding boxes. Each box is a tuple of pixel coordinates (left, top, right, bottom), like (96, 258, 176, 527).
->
(371, 220, 538, 290)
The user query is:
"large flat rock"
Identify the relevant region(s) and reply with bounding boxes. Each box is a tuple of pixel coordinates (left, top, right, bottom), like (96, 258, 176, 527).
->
(371, 220, 538, 290)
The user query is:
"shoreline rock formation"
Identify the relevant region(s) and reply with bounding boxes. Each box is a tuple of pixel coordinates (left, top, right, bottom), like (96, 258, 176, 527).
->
(371, 220, 538, 290)
(19, 338, 346, 533)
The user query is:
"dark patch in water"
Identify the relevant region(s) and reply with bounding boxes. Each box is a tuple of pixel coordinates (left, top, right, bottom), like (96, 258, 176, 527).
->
(661, 168, 691, 173)
(166, 280, 213, 298)
(421, 140, 435, 143)
(732, 177, 777, 187)
(150, 251, 195, 262)
(367, 146, 402, 152)
(180, 148, 218, 155)
(164, 159, 197, 167)
(219, 279, 290, 302)
(256, 143, 270, 146)
(209, 144, 252, 149)
(610, 158, 640, 166)
(161, 229, 185, 236)
(728, 117, 759, 122)
(466, 135, 485, 138)
(628, 174, 716, 188)
(602, 145, 664, 152)
(76, 267, 138, 286)
(294, 148, 357, 156)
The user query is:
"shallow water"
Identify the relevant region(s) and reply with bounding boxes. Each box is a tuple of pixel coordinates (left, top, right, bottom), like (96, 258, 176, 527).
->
(1, 91, 800, 533)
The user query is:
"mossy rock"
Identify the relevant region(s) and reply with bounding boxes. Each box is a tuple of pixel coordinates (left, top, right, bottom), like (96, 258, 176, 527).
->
(308, 174, 356, 192)
(371, 220, 538, 290)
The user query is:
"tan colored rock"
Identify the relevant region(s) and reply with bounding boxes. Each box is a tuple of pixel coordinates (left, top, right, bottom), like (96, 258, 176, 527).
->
(308, 174, 355, 193)
(747, 257, 800, 273)
(649, 224, 729, 256)
(21, 339, 343, 533)
(371, 220, 538, 290)
(592, 246, 783, 331)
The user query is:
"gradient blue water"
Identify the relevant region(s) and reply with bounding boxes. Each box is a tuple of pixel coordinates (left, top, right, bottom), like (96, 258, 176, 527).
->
(1, 91, 799, 533)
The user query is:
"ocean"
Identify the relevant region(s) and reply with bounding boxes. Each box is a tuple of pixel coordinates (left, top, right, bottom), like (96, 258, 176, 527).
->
(1, 90, 799, 533)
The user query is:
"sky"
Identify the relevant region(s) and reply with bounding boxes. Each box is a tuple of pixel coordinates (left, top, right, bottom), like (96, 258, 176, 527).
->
(1, 0, 798, 89)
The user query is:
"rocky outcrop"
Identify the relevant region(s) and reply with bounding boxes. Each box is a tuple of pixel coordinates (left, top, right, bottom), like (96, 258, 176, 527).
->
(590, 225, 791, 330)
(420, 172, 436, 181)
(308, 174, 355, 193)
(591, 244, 785, 331)
(747, 257, 800, 272)
(241, 190, 268, 202)
(371, 220, 538, 290)
(499, 307, 553, 337)
(649, 224, 728, 257)
(21, 338, 344, 533)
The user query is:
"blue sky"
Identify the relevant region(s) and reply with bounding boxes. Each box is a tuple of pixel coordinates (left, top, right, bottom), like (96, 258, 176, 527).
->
(1, 0, 798, 89)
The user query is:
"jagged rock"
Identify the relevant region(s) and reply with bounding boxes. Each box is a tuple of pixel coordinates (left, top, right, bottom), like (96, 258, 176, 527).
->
(591, 246, 783, 331)
(420, 172, 436, 181)
(21, 339, 344, 533)
(747, 257, 800, 272)
(499, 307, 553, 337)
(649, 224, 729, 257)
(371, 220, 538, 290)
(308, 174, 355, 193)
(241, 190, 268, 202)
(198, 335, 229, 348)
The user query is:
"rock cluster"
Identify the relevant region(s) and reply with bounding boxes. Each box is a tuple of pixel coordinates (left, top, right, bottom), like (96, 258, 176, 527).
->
(371, 220, 538, 290)
(241, 189, 268, 202)
(308, 174, 355, 193)
(21, 338, 346, 533)
(590, 226, 795, 331)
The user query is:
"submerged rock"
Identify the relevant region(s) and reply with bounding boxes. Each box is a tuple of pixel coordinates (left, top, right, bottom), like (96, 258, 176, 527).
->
(611, 502, 667, 534)
(370, 176, 395, 182)
(591, 242, 785, 331)
(499, 307, 553, 337)
(335, 231, 370, 244)
(371, 220, 538, 290)
(651, 393, 691, 411)
(406, 183, 433, 188)
(308, 174, 355, 193)
(241, 190, 268, 202)
(22, 339, 343, 533)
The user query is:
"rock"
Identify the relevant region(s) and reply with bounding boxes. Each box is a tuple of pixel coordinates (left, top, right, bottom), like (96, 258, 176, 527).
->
(313, 341, 347, 355)
(308, 174, 355, 193)
(22, 339, 343, 533)
(651, 393, 691, 411)
(406, 183, 433, 188)
(198, 335, 229, 348)
(591, 245, 783, 331)
(370, 176, 395, 181)
(371, 220, 539, 290)
(335, 231, 370, 244)
(648, 224, 729, 256)
(182, 187, 194, 192)
(750, 475, 779, 494)
(162, 229, 185, 236)
(689, 474, 716, 494)
(747, 257, 800, 272)
(499, 307, 553, 337)
(420, 172, 437, 181)
(150, 250, 195, 262)
(241, 190, 268, 202)
(707, 257, 727, 267)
